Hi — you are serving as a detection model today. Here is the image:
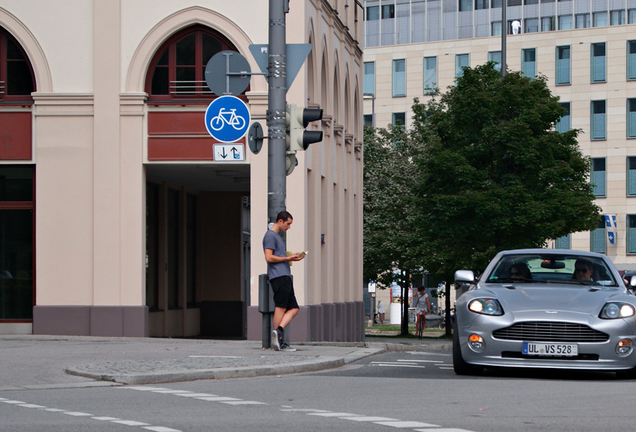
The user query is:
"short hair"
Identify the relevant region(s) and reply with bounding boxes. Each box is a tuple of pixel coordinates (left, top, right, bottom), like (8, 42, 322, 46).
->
(414, 284, 425, 292)
(276, 210, 293, 223)
(575, 259, 593, 270)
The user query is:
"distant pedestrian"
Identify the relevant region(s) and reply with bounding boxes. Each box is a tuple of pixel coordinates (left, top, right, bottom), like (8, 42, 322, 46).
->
(263, 210, 305, 351)
(377, 300, 385, 324)
(412, 285, 431, 339)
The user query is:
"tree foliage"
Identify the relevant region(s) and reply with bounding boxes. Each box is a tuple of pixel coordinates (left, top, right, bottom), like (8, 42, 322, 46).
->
(410, 63, 601, 282)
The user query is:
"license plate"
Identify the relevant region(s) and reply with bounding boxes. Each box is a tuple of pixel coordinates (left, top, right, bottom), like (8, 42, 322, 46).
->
(522, 342, 578, 356)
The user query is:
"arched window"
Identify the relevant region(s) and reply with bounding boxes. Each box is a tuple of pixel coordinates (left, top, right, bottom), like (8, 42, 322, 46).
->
(145, 25, 243, 102)
(0, 30, 35, 102)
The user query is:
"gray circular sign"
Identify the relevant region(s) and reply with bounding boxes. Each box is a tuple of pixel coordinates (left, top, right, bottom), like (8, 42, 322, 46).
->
(205, 50, 251, 96)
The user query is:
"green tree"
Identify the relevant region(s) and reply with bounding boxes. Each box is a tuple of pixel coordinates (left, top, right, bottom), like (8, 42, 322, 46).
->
(363, 124, 423, 335)
(411, 63, 601, 285)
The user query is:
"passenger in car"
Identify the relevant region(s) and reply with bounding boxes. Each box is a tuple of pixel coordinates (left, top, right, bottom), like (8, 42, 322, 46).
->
(573, 259, 594, 282)
(509, 263, 531, 281)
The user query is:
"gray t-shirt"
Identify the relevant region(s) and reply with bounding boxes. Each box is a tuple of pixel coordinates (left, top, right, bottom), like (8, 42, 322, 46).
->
(263, 229, 291, 280)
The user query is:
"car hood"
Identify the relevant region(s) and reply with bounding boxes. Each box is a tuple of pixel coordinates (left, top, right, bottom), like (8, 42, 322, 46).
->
(479, 283, 628, 315)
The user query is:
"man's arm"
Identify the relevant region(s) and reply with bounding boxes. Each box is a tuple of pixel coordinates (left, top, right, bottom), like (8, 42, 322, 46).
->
(264, 249, 303, 263)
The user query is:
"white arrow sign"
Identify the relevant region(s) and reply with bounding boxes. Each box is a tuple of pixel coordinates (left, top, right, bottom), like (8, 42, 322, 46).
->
(214, 144, 245, 162)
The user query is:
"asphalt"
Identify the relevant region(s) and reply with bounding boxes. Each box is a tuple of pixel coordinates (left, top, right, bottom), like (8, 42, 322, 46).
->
(0, 334, 451, 388)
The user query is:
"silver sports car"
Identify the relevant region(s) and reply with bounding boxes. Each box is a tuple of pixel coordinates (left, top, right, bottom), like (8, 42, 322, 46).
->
(453, 249, 636, 377)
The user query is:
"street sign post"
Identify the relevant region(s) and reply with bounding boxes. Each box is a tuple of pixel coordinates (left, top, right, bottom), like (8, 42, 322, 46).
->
(204, 95, 251, 143)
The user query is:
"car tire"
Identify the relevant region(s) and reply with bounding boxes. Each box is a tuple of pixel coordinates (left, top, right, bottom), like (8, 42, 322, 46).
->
(452, 321, 483, 376)
(616, 367, 636, 380)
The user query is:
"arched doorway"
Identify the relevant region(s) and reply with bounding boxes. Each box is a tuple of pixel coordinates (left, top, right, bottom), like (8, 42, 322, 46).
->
(143, 25, 250, 338)
(0, 28, 36, 328)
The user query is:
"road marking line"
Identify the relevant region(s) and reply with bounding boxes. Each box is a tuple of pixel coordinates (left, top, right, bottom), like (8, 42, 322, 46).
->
(373, 363, 427, 368)
(92, 417, 120, 421)
(374, 420, 441, 428)
(306, 412, 363, 417)
(45, 408, 66, 412)
(220, 401, 268, 405)
(197, 396, 239, 401)
(122, 387, 169, 391)
(17, 404, 45, 409)
(439, 367, 454, 370)
(151, 390, 191, 394)
(414, 429, 475, 432)
(189, 355, 242, 358)
(112, 420, 151, 426)
(281, 408, 330, 412)
(1, 400, 26, 404)
(143, 427, 182, 432)
(342, 416, 400, 422)
(63, 412, 93, 416)
(397, 359, 444, 363)
(175, 393, 216, 398)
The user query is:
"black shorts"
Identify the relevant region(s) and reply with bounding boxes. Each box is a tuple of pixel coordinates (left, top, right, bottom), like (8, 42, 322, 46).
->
(270, 276, 299, 310)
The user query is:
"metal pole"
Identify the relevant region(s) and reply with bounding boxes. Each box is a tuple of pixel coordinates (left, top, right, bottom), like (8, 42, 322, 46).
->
(268, 0, 288, 225)
(501, 0, 507, 77)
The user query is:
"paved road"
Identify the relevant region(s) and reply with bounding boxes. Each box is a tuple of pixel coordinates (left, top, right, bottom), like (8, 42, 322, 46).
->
(3, 348, 636, 432)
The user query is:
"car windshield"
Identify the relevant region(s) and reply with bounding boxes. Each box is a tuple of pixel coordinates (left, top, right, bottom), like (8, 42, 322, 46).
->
(485, 253, 618, 287)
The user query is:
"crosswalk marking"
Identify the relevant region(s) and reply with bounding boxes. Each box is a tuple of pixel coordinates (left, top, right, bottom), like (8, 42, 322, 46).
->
(374, 420, 441, 428)
(306, 412, 362, 417)
(342, 416, 400, 422)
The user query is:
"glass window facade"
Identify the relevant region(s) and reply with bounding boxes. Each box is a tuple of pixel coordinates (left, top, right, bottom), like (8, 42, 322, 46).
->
(592, 157, 606, 196)
(556, 102, 570, 133)
(363, 61, 375, 96)
(628, 215, 636, 254)
(423, 56, 437, 94)
(392, 59, 406, 97)
(628, 41, 636, 80)
(590, 219, 606, 254)
(555, 234, 571, 249)
(627, 157, 636, 196)
(556, 46, 570, 85)
(591, 43, 606, 83)
(456, 53, 469, 78)
(629, 99, 636, 138)
(591, 101, 607, 140)
(521, 49, 536, 78)
(488, 51, 501, 72)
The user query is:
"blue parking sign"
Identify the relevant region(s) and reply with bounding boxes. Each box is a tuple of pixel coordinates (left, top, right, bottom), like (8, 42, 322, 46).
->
(204, 95, 250, 143)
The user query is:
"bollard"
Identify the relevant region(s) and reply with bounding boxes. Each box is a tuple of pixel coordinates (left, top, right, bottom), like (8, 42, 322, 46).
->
(258, 274, 275, 348)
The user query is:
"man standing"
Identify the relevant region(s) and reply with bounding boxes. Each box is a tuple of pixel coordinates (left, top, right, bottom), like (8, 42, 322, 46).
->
(263, 211, 305, 351)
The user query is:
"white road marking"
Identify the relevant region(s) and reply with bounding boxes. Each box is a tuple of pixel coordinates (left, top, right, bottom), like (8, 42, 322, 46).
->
(112, 420, 151, 426)
(174, 393, 216, 398)
(306, 412, 363, 417)
(342, 416, 400, 422)
(1, 400, 25, 404)
(122, 387, 169, 391)
(189, 355, 242, 358)
(18, 404, 45, 409)
(397, 359, 444, 363)
(374, 420, 441, 428)
(63, 411, 93, 417)
(220, 400, 268, 405)
(281, 408, 330, 412)
(414, 429, 475, 432)
(45, 408, 66, 412)
(196, 396, 239, 402)
(143, 427, 182, 432)
(92, 417, 120, 421)
(374, 363, 427, 368)
(151, 390, 191, 394)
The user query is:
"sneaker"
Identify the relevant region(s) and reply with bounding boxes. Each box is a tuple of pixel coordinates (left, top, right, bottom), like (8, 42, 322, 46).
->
(271, 329, 281, 351)
(280, 342, 296, 352)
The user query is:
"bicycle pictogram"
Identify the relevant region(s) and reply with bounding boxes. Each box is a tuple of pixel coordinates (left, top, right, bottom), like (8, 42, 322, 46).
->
(210, 108, 246, 131)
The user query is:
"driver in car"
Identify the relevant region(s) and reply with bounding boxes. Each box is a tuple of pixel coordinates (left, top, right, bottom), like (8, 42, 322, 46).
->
(574, 259, 594, 281)
(509, 263, 531, 281)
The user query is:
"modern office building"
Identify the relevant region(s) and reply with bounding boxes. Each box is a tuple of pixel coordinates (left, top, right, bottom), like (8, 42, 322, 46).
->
(362, 0, 636, 269)
(0, 0, 365, 340)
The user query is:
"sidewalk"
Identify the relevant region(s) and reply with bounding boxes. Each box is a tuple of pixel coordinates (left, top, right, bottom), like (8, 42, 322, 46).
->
(0, 334, 450, 389)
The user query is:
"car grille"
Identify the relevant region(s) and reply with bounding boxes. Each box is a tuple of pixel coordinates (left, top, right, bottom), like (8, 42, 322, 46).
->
(492, 322, 609, 343)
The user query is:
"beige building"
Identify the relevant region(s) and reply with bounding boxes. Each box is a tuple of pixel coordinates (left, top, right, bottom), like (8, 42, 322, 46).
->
(362, 0, 636, 269)
(0, 0, 365, 341)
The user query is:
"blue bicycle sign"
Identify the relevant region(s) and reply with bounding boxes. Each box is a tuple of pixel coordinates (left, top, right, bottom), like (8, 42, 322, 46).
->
(205, 95, 250, 143)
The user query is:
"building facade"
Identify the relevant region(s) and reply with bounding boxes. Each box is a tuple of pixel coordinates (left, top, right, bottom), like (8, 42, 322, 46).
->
(0, 0, 365, 341)
(363, 0, 636, 269)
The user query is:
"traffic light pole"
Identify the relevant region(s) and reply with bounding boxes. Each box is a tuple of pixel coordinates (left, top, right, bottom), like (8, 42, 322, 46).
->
(267, 0, 288, 226)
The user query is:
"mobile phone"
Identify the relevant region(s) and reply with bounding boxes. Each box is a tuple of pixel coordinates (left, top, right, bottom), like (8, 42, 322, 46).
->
(297, 251, 308, 259)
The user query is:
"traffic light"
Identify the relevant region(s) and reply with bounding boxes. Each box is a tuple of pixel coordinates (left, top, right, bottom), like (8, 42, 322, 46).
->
(286, 103, 323, 154)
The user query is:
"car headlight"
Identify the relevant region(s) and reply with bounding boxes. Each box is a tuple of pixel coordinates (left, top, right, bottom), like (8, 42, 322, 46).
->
(599, 302, 635, 319)
(468, 298, 504, 316)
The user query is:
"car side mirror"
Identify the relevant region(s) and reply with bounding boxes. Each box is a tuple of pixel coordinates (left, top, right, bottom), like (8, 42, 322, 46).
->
(630, 275, 636, 287)
(455, 270, 475, 284)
